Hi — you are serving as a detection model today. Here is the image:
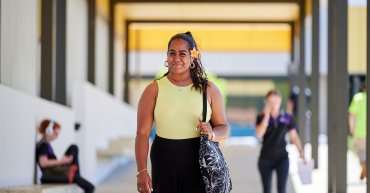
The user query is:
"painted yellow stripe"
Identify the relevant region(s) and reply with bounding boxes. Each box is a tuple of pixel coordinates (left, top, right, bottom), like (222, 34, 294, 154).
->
(129, 28, 291, 52)
(348, 7, 367, 74)
(97, 0, 109, 19)
(226, 80, 276, 96)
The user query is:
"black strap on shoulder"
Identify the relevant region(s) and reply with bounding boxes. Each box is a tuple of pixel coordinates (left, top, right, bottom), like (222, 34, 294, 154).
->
(202, 90, 207, 122)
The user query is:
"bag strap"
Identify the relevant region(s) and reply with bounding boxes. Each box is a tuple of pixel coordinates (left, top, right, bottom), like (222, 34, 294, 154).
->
(202, 89, 207, 123)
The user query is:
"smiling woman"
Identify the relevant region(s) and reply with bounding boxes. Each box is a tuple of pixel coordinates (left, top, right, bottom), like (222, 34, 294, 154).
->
(135, 31, 229, 193)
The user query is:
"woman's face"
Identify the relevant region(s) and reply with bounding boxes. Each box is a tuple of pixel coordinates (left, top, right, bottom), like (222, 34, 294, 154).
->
(265, 94, 282, 111)
(167, 39, 193, 74)
(46, 128, 60, 141)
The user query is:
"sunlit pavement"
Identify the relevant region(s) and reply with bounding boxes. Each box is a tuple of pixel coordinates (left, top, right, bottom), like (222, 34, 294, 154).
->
(96, 137, 294, 193)
(289, 143, 366, 193)
(96, 136, 366, 193)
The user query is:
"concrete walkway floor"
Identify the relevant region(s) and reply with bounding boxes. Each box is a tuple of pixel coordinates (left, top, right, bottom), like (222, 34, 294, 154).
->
(96, 140, 295, 193)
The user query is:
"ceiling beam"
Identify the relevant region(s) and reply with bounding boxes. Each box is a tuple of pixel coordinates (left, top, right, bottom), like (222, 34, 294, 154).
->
(115, 0, 300, 3)
(127, 19, 294, 25)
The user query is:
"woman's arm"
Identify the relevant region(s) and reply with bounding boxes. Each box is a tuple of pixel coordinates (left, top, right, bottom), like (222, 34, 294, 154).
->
(289, 129, 305, 160)
(199, 81, 229, 142)
(255, 107, 271, 138)
(38, 155, 72, 168)
(348, 113, 355, 135)
(135, 81, 157, 193)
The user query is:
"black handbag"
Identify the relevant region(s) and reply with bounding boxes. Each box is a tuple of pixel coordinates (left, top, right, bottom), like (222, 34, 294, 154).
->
(41, 164, 77, 183)
(199, 89, 232, 193)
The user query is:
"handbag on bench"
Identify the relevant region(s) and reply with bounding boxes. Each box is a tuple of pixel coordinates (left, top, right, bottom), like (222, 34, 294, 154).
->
(41, 164, 77, 183)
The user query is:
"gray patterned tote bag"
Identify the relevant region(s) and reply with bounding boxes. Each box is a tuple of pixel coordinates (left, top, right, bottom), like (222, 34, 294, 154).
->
(199, 89, 232, 193)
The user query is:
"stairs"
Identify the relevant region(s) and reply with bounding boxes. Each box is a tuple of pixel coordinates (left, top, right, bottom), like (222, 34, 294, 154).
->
(97, 137, 135, 158)
(96, 137, 135, 183)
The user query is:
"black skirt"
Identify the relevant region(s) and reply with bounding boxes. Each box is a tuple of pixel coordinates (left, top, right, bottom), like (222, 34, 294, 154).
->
(150, 135, 206, 193)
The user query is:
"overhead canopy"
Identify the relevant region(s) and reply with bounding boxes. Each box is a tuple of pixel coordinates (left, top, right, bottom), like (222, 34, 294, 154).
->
(117, 3, 299, 21)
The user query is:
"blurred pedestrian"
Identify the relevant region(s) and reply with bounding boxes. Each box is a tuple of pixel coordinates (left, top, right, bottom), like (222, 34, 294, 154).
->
(256, 90, 306, 193)
(349, 82, 367, 181)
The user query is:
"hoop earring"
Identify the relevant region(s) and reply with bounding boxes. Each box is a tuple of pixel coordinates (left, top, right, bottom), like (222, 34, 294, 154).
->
(190, 62, 195, 69)
(164, 61, 169, 67)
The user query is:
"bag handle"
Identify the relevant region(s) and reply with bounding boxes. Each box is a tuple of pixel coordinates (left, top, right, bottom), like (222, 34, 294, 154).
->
(202, 82, 213, 126)
(202, 88, 207, 123)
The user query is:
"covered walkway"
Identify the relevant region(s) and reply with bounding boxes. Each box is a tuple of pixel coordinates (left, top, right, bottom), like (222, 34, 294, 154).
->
(1, 0, 369, 193)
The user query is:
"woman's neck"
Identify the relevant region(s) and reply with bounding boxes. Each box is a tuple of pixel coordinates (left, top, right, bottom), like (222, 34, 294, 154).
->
(42, 136, 52, 142)
(270, 110, 280, 118)
(167, 73, 192, 86)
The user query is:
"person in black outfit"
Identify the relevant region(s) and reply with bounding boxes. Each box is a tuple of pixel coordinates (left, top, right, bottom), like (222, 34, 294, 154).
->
(36, 119, 94, 193)
(255, 90, 306, 193)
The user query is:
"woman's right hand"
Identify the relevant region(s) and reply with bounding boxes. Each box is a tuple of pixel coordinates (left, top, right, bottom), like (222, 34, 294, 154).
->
(61, 155, 73, 165)
(263, 104, 271, 116)
(137, 171, 153, 193)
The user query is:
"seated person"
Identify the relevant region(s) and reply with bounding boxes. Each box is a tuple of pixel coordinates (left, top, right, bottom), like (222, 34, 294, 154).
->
(36, 119, 94, 193)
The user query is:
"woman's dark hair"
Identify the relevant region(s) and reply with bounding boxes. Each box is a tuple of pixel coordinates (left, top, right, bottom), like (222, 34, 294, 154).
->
(265, 89, 281, 99)
(162, 31, 208, 93)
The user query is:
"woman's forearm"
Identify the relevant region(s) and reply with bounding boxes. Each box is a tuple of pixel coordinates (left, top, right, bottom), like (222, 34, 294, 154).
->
(135, 134, 150, 172)
(212, 125, 229, 142)
(39, 157, 63, 168)
(255, 115, 269, 138)
(349, 113, 355, 134)
(292, 136, 304, 155)
(294, 140, 303, 153)
(255, 124, 267, 138)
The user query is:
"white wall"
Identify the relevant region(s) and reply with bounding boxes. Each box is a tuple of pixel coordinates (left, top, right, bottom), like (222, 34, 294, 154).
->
(114, 36, 124, 100)
(0, 81, 136, 187)
(72, 81, 136, 184)
(0, 0, 39, 96)
(66, 0, 88, 106)
(129, 51, 291, 76)
(0, 85, 75, 187)
(95, 16, 109, 92)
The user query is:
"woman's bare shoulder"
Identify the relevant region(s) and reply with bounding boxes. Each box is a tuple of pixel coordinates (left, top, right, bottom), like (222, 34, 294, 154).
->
(141, 80, 158, 99)
(206, 80, 221, 96)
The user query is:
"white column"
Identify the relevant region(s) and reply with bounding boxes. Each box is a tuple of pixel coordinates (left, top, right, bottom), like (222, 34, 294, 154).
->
(0, 0, 39, 96)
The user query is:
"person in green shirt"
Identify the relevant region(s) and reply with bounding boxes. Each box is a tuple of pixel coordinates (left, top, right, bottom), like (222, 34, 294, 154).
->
(349, 82, 367, 181)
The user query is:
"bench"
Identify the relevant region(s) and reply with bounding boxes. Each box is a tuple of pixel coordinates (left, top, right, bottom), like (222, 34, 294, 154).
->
(0, 184, 83, 193)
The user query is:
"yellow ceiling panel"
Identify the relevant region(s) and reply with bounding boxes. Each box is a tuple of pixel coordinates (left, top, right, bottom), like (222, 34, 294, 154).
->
(117, 3, 298, 21)
(348, 7, 367, 74)
(129, 28, 290, 52)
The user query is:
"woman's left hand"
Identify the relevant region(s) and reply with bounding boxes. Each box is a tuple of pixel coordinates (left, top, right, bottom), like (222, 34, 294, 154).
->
(299, 151, 307, 163)
(197, 118, 214, 140)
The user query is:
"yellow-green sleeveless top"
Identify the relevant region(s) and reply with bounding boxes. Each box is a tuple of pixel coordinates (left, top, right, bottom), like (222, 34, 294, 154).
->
(154, 76, 211, 139)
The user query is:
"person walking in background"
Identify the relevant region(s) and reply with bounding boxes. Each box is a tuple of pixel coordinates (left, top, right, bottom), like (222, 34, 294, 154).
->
(36, 119, 94, 193)
(348, 82, 367, 181)
(135, 31, 229, 193)
(255, 90, 306, 193)
(286, 86, 311, 122)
